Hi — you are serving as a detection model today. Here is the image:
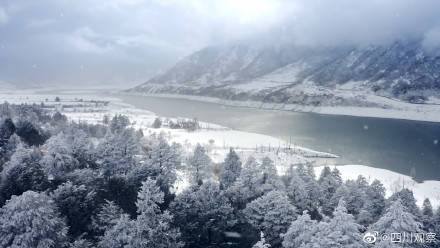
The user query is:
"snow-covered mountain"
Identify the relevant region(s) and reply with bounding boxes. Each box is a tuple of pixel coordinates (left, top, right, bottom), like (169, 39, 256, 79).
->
(130, 40, 440, 106)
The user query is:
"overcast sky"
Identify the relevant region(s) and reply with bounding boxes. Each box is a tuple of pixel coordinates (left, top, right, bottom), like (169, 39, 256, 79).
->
(1, 0, 440, 88)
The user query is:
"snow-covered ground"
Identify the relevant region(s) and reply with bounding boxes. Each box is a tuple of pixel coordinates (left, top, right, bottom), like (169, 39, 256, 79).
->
(1, 89, 439, 208)
(314, 165, 440, 209)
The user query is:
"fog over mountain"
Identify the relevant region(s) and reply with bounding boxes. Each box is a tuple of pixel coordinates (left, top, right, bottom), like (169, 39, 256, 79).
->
(1, 0, 440, 88)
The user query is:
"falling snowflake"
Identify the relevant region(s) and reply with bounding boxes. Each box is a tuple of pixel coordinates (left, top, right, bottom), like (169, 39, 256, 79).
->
(434, 139, 439, 145)
(363, 125, 369, 130)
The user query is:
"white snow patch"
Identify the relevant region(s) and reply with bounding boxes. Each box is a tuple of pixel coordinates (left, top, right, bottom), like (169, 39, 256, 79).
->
(314, 165, 440, 208)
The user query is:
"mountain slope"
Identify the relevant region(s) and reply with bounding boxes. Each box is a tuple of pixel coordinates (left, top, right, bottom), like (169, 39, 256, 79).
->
(129, 40, 440, 106)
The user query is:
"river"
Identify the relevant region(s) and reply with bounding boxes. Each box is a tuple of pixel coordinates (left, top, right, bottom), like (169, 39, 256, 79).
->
(117, 95, 440, 182)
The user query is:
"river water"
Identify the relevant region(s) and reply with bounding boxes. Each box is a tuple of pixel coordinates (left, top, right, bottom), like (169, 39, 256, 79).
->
(118, 95, 440, 182)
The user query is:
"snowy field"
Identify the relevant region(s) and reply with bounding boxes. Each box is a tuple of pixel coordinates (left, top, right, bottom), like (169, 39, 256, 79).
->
(1, 88, 439, 207)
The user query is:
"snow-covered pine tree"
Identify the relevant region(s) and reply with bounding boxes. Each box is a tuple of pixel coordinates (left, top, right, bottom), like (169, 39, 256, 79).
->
(281, 211, 318, 248)
(284, 165, 309, 213)
(92, 200, 124, 235)
(96, 127, 139, 178)
(69, 239, 92, 248)
(387, 188, 421, 217)
(227, 156, 263, 209)
(253, 232, 271, 248)
(152, 117, 162, 128)
(358, 179, 386, 226)
(295, 164, 322, 218)
(329, 179, 365, 217)
(421, 198, 435, 232)
(331, 167, 343, 185)
(422, 198, 434, 217)
(100, 179, 183, 248)
(40, 132, 79, 180)
(143, 134, 181, 194)
(170, 182, 235, 247)
(68, 129, 94, 168)
(432, 207, 440, 247)
(243, 190, 297, 247)
(0, 133, 20, 168)
(51, 182, 97, 238)
(0, 145, 49, 206)
(98, 213, 133, 248)
(219, 148, 242, 189)
(109, 114, 130, 134)
(260, 157, 284, 193)
(129, 178, 183, 248)
(319, 166, 342, 215)
(369, 199, 423, 248)
(187, 143, 213, 185)
(0, 191, 69, 248)
(312, 200, 365, 248)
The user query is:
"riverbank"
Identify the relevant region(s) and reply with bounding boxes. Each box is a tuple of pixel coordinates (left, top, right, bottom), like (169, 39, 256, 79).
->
(122, 92, 440, 123)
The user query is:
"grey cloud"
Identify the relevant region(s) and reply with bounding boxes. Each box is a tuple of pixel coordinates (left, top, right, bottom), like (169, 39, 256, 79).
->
(0, 7, 8, 25)
(0, 0, 439, 87)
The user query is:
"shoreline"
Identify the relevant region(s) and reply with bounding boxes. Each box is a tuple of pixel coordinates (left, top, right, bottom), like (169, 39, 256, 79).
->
(121, 92, 440, 123)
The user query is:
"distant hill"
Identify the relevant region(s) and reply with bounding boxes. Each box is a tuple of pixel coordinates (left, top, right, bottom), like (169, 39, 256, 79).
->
(129, 40, 440, 106)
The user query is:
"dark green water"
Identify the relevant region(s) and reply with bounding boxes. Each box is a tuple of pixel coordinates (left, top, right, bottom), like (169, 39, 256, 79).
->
(118, 95, 440, 181)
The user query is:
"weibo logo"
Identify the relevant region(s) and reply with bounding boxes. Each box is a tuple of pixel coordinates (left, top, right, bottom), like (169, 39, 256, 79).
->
(363, 232, 377, 244)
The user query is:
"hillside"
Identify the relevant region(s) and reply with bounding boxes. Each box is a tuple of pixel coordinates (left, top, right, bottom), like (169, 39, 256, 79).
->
(129, 40, 440, 107)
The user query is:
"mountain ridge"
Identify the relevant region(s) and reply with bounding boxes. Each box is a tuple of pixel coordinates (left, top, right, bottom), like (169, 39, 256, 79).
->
(129, 40, 440, 106)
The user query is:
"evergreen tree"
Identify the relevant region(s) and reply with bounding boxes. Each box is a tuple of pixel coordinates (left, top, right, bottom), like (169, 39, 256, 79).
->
(227, 156, 263, 209)
(170, 182, 235, 247)
(0, 191, 69, 248)
(422, 198, 434, 217)
(281, 211, 318, 248)
(331, 167, 343, 185)
(253, 232, 271, 248)
(319, 166, 342, 215)
(284, 166, 309, 213)
(142, 134, 182, 196)
(92, 200, 124, 235)
(312, 200, 364, 248)
(109, 115, 130, 134)
(152, 117, 162, 128)
(0, 118, 15, 142)
(15, 120, 47, 146)
(99, 179, 183, 248)
(98, 213, 133, 248)
(69, 129, 95, 168)
(421, 198, 435, 232)
(40, 132, 79, 180)
(0, 145, 50, 206)
(70, 239, 92, 248)
(96, 128, 139, 178)
(329, 180, 365, 217)
(243, 190, 297, 247)
(0, 118, 16, 161)
(359, 179, 386, 226)
(219, 148, 242, 189)
(0, 133, 20, 168)
(52, 182, 97, 238)
(129, 179, 183, 248)
(432, 207, 440, 247)
(100, 175, 138, 216)
(187, 144, 213, 185)
(369, 199, 423, 248)
(388, 188, 421, 217)
(260, 157, 284, 193)
(295, 164, 322, 218)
